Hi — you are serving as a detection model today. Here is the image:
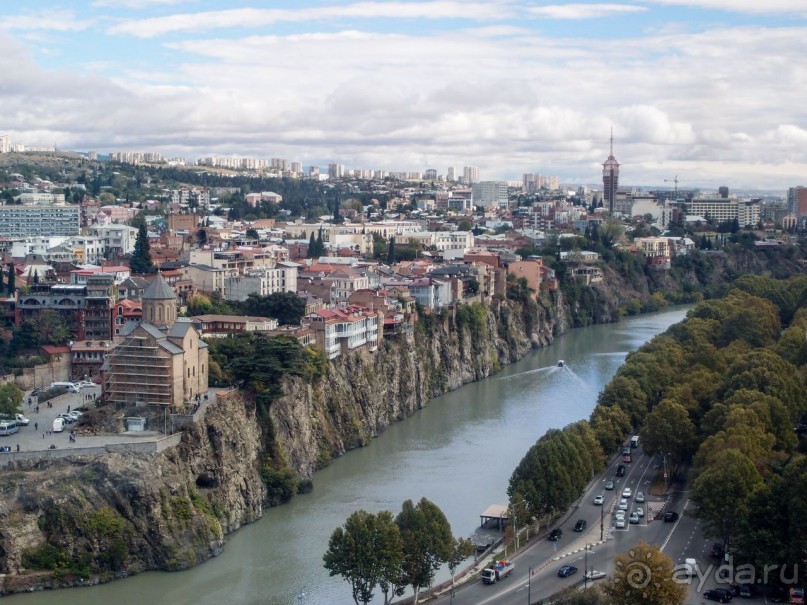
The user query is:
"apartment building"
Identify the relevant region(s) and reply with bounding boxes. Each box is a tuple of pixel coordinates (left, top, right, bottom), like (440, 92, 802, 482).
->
(0, 203, 81, 238)
(224, 262, 300, 301)
(688, 196, 761, 227)
(306, 306, 382, 359)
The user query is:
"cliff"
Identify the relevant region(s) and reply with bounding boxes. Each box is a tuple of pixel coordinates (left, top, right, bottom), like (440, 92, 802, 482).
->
(1, 246, 800, 592)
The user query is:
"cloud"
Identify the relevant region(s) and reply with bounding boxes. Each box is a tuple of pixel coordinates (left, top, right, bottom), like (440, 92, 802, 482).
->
(646, 0, 807, 13)
(0, 10, 90, 32)
(528, 3, 648, 19)
(92, 0, 192, 7)
(109, 2, 515, 38)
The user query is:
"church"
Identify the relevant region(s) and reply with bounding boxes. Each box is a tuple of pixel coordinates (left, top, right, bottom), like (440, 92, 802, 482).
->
(103, 273, 208, 408)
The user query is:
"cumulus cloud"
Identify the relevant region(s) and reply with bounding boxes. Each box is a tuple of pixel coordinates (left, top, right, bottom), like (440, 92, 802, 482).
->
(0, 10, 90, 32)
(528, 4, 647, 19)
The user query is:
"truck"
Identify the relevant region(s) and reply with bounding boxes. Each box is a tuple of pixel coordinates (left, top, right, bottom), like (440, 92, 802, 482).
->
(481, 560, 514, 584)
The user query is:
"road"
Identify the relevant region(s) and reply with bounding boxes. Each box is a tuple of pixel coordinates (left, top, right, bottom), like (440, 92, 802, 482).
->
(437, 446, 694, 605)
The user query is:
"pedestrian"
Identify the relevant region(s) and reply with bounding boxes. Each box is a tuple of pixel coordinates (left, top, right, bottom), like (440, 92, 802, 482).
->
(36, 405, 39, 413)
(42, 432, 45, 439)
(67, 404, 71, 413)
(34, 422, 38, 431)
(16, 444, 19, 452)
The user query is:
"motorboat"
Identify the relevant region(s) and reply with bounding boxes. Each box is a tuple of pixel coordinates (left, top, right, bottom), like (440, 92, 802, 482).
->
(557, 360, 565, 367)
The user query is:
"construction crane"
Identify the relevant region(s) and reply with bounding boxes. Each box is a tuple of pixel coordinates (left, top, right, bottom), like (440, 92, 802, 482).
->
(664, 175, 691, 197)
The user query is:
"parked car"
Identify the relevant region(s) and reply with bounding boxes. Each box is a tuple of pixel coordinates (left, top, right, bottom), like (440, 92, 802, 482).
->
(622, 487, 632, 498)
(15, 414, 30, 426)
(574, 519, 587, 532)
(593, 494, 604, 505)
(557, 565, 578, 578)
(711, 542, 725, 558)
(618, 498, 629, 511)
(704, 588, 733, 602)
(76, 381, 95, 389)
(605, 480, 615, 490)
(738, 584, 754, 598)
(57, 413, 76, 424)
(664, 511, 679, 522)
(635, 491, 645, 503)
(585, 570, 607, 581)
(548, 528, 563, 541)
(635, 506, 644, 518)
(629, 512, 640, 524)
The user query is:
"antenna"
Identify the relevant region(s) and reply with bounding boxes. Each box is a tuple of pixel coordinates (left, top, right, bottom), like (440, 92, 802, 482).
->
(609, 126, 613, 156)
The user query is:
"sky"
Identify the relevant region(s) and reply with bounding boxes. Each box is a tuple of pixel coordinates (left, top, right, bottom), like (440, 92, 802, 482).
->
(1, 1, 806, 190)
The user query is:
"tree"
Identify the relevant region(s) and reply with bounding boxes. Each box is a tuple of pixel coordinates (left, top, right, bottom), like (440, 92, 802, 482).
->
(308, 232, 317, 258)
(639, 400, 697, 467)
(692, 449, 763, 549)
(604, 540, 686, 605)
(386, 237, 396, 265)
(445, 537, 473, 590)
(241, 291, 306, 325)
(245, 228, 259, 240)
(0, 263, 4, 292)
(333, 196, 343, 224)
(33, 310, 71, 345)
(6, 263, 15, 295)
(129, 224, 153, 274)
(0, 383, 23, 416)
(395, 498, 454, 604)
(323, 510, 403, 605)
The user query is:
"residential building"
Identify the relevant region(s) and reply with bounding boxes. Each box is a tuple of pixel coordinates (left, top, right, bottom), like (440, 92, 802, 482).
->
(306, 306, 382, 359)
(463, 166, 480, 185)
(70, 340, 112, 382)
(224, 262, 300, 301)
(190, 314, 278, 337)
(0, 203, 80, 238)
(507, 258, 544, 294)
(787, 186, 807, 217)
(405, 277, 452, 309)
(687, 196, 760, 227)
(472, 181, 509, 208)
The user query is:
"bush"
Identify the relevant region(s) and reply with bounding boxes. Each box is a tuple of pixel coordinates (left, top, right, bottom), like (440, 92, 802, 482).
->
(297, 478, 314, 494)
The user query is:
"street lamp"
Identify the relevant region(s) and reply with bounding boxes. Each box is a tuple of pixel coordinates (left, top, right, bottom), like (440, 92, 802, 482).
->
(584, 544, 589, 589)
(600, 503, 604, 541)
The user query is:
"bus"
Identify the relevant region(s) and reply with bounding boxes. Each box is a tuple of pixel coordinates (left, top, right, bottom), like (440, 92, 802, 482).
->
(0, 421, 19, 436)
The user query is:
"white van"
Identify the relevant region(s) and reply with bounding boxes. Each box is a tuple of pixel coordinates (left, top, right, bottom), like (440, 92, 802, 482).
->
(50, 382, 80, 393)
(630, 435, 639, 449)
(53, 417, 65, 432)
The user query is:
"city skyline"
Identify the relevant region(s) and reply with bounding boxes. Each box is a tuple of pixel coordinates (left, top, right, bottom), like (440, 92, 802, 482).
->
(0, 1, 805, 189)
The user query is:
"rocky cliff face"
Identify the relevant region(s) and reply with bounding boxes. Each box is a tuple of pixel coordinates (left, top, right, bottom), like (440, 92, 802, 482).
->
(0, 392, 264, 594)
(0, 272, 667, 592)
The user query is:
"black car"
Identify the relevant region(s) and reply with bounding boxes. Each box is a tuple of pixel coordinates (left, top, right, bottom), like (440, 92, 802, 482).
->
(557, 565, 578, 578)
(663, 511, 679, 522)
(574, 519, 587, 532)
(548, 528, 563, 541)
(616, 465, 625, 477)
(711, 542, 725, 558)
(704, 588, 733, 602)
(739, 584, 754, 598)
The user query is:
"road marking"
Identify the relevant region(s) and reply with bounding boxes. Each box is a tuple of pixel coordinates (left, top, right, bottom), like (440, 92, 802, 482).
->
(660, 498, 689, 552)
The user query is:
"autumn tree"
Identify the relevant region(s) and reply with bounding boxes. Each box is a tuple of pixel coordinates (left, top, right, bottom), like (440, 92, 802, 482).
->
(605, 540, 686, 605)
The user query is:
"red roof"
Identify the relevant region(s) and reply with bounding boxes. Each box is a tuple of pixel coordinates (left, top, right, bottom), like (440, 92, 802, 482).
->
(40, 345, 70, 355)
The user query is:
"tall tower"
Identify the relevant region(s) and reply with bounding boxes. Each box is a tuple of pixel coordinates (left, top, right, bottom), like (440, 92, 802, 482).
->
(602, 128, 620, 215)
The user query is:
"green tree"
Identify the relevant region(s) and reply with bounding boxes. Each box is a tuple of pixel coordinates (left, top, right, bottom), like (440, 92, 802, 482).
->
(386, 237, 395, 265)
(692, 449, 763, 549)
(33, 311, 71, 345)
(446, 537, 474, 590)
(129, 224, 153, 274)
(308, 232, 317, 258)
(605, 541, 686, 605)
(323, 510, 403, 605)
(241, 291, 306, 325)
(6, 263, 15, 295)
(0, 383, 23, 416)
(245, 228, 259, 240)
(395, 498, 454, 605)
(639, 399, 697, 467)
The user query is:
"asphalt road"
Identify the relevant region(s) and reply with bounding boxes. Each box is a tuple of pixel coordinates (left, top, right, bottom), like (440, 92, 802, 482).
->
(437, 447, 687, 605)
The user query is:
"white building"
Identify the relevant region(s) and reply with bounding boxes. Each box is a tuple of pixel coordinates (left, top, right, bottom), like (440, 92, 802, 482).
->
(223, 262, 300, 301)
(687, 196, 761, 227)
(0, 203, 80, 238)
(472, 181, 509, 208)
(89, 224, 139, 257)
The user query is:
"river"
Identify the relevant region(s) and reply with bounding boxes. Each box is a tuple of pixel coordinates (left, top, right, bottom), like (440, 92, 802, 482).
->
(6, 306, 690, 605)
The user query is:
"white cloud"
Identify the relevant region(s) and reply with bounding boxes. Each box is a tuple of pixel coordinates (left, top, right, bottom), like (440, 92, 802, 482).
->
(647, 0, 807, 13)
(528, 4, 648, 19)
(92, 0, 193, 7)
(109, 2, 515, 38)
(0, 10, 90, 32)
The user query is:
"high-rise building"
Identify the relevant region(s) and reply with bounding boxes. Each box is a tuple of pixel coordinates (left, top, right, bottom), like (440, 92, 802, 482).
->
(424, 169, 438, 180)
(787, 186, 807, 216)
(0, 203, 80, 238)
(463, 166, 480, 185)
(328, 163, 344, 179)
(602, 130, 620, 215)
(472, 181, 509, 208)
(522, 173, 536, 193)
(0, 135, 11, 153)
(447, 166, 456, 182)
